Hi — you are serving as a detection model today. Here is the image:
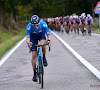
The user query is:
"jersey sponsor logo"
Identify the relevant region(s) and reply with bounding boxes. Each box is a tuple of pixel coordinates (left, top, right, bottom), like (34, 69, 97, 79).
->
(43, 24, 47, 27)
(33, 17, 36, 19)
(31, 48, 36, 51)
(38, 30, 43, 33)
(32, 17, 37, 23)
(27, 26, 31, 30)
(32, 32, 37, 34)
(31, 30, 42, 34)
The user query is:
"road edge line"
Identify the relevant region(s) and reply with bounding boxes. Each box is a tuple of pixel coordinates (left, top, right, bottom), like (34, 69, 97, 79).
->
(51, 31, 100, 80)
(0, 37, 26, 66)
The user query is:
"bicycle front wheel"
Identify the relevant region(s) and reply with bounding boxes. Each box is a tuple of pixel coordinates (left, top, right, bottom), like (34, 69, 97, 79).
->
(39, 56, 44, 88)
(41, 65, 43, 89)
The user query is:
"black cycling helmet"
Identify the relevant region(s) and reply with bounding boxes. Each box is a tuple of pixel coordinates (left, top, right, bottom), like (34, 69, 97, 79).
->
(31, 15, 40, 24)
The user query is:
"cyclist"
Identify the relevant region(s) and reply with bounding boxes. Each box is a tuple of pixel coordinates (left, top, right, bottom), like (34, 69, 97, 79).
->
(50, 18, 54, 30)
(60, 16, 64, 33)
(64, 15, 70, 34)
(86, 14, 93, 34)
(80, 13, 86, 34)
(26, 15, 51, 82)
(55, 17, 61, 32)
(69, 15, 73, 32)
(76, 15, 80, 34)
(73, 15, 77, 33)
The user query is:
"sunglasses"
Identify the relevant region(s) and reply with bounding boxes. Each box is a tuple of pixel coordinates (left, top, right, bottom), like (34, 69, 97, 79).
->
(32, 23, 40, 27)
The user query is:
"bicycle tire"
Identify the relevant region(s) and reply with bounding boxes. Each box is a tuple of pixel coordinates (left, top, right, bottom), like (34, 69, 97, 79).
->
(77, 28, 79, 34)
(38, 57, 44, 88)
(39, 57, 41, 84)
(41, 65, 43, 89)
(39, 73, 41, 84)
(89, 26, 91, 36)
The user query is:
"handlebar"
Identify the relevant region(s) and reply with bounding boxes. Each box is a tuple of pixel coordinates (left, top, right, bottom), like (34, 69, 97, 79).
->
(29, 41, 51, 53)
(31, 43, 48, 47)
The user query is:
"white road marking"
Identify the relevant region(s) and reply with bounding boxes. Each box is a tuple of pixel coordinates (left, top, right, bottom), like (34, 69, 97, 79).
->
(51, 31, 100, 80)
(0, 37, 26, 66)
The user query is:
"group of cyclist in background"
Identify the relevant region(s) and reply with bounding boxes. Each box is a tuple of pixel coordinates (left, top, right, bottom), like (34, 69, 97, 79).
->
(41, 13, 93, 36)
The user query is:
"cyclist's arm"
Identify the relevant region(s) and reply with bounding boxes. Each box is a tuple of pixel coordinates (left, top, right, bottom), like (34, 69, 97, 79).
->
(91, 18, 93, 25)
(26, 25, 31, 44)
(26, 27, 33, 47)
(43, 23, 51, 46)
(47, 35, 51, 41)
(43, 23, 51, 37)
(85, 19, 88, 25)
(26, 38, 30, 44)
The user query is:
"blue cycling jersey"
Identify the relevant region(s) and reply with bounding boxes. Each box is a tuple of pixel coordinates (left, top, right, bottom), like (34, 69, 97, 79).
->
(86, 17, 92, 25)
(26, 20, 50, 38)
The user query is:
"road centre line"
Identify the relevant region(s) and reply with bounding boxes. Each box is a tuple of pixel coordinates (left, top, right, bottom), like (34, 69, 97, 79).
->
(51, 31, 100, 80)
(0, 37, 26, 66)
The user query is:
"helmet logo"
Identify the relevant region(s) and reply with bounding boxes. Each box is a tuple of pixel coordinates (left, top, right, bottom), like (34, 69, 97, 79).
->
(31, 15, 39, 24)
(33, 17, 36, 19)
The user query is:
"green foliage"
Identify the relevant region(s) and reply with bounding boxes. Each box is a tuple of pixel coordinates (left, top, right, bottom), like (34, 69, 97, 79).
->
(91, 22, 100, 34)
(93, 22, 99, 29)
(0, 0, 100, 26)
(0, 33, 13, 43)
(0, 29, 26, 59)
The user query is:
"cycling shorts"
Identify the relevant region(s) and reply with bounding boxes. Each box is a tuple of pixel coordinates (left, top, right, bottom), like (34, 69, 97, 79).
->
(71, 21, 73, 24)
(30, 32, 46, 51)
(76, 21, 80, 24)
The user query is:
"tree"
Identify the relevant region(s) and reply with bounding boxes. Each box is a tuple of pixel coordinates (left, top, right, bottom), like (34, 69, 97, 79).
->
(0, 0, 4, 25)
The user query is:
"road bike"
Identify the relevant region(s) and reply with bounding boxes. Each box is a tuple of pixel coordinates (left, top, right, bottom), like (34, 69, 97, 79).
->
(29, 41, 51, 89)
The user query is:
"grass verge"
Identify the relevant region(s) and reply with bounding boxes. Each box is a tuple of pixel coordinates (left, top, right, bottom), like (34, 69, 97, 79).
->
(92, 22, 100, 34)
(0, 29, 26, 59)
(92, 29, 100, 34)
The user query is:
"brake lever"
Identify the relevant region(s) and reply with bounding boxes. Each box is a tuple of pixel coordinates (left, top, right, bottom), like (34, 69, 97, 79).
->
(29, 47, 31, 53)
(49, 46, 51, 52)
(47, 41, 51, 52)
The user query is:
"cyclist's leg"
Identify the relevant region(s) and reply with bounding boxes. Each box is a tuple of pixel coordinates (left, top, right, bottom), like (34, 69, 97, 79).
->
(39, 34, 48, 66)
(90, 22, 93, 33)
(30, 38, 38, 69)
(70, 22, 73, 32)
(32, 51, 37, 69)
(81, 24, 84, 33)
(30, 38, 38, 81)
(80, 24, 82, 32)
(73, 24, 77, 33)
(40, 39, 48, 66)
(77, 24, 79, 34)
(40, 39, 46, 54)
(32, 51, 38, 81)
(86, 25, 89, 33)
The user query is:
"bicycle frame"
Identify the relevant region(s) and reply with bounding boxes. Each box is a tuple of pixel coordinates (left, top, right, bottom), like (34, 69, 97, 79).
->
(37, 46, 44, 73)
